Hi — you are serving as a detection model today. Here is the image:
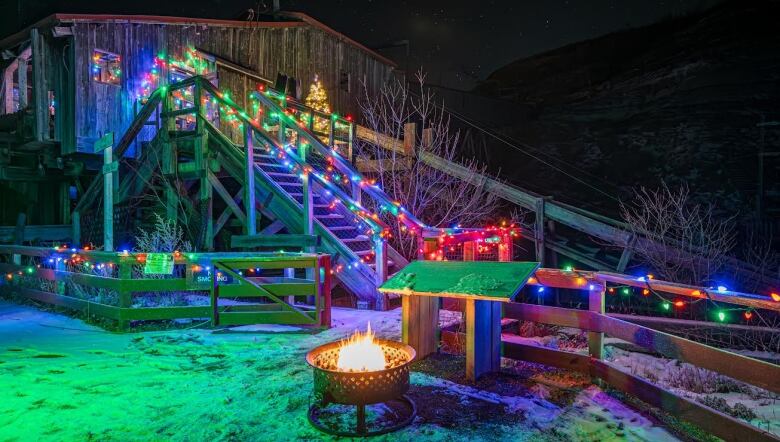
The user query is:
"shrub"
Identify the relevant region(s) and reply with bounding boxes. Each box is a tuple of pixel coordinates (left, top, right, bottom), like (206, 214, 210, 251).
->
(697, 396, 757, 421)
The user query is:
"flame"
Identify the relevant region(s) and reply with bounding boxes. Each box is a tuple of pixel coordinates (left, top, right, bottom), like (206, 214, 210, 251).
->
(336, 323, 386, 372)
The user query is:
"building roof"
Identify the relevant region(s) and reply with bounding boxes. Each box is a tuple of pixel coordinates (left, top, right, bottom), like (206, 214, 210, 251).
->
(0, 12, 396, 68)
(379, 261, 540, 302)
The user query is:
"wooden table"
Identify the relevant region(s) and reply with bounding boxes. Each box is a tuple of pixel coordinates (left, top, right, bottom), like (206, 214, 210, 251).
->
(379, 261, 538, 382)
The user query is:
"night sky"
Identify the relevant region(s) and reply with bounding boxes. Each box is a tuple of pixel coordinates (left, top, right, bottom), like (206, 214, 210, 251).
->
(5, 0, 723, 89)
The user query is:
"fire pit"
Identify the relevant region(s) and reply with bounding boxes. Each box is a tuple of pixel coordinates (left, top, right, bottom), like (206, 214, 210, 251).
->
(306, 324, 417, 436)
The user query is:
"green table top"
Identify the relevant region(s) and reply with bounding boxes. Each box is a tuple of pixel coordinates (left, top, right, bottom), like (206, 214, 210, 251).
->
(378, 261, 539, 302)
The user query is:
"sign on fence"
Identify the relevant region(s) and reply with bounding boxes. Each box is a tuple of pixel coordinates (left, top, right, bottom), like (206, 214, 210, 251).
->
(143, 253, 175, 275)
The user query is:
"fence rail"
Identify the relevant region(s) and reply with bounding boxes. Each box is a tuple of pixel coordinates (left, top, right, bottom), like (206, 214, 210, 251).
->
(0, 245, 331, 330)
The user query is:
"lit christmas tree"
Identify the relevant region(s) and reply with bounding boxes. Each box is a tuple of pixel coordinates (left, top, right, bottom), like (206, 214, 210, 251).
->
(304, 74, 331, 133)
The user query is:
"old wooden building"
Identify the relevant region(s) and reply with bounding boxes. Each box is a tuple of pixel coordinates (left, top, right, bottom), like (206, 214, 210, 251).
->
(0, 12, 397, 229)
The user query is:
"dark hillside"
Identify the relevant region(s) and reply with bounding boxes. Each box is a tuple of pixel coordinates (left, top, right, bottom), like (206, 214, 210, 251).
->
(475, 0, 780, 224)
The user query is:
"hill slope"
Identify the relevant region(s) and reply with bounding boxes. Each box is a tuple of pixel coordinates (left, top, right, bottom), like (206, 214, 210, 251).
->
(475, 0, 780, 221)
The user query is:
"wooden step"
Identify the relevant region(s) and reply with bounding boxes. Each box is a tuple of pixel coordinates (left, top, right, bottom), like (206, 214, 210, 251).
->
(327, 225, 356, 232)
(267, 171, 298, 179)
(342, 236, 370, 243)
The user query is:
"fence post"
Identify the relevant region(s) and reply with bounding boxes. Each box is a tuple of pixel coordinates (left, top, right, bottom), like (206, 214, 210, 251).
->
(316, 255, 332, 328)
(117, 256, 132, 331)
(588, 284, 606, 359)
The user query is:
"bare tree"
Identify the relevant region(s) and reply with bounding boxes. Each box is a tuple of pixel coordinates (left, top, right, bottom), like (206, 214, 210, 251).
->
(621, 183, 736, 285)
(356, 70, 499, 259)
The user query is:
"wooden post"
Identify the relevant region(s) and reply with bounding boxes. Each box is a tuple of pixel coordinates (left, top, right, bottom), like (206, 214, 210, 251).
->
(401, 294, 439, 359)
(374, 235, 388, 310)
(463, 241, 476, 261)
(243, 125, 256, 235)
(328, 117, 335, 147)
(421, 127, 433, 151)
(588, 284, 606, 359)
(17, 57, 27, 109)
(31, 28, 47, 141)
(465, 299, 502, 383)
(300, 144, 313, 238)
(534, 198, 545, 266)
(3, 59, 15, 113)
(403, 122, 416, 156)
(71, 211, 80, 246)
(103, 144, 114, 252)
(12, 213, 25, 265)
(319, 255, 332, 327)
(347, 121, 355, 163)
(211, 264, 220, 326)
(117, 257, 132, 331)
(499, 234, 513, 262)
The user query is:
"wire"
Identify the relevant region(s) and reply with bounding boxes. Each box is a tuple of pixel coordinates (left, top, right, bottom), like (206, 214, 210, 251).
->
(416, 91, 623, 203)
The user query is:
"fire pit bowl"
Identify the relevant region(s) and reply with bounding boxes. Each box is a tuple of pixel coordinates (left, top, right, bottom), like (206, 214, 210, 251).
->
(306, 338, 417, 436)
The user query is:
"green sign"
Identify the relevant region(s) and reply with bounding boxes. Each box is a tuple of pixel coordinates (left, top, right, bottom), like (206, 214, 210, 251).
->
(93, 132, 114, 153)
(143, 253, 175, 275)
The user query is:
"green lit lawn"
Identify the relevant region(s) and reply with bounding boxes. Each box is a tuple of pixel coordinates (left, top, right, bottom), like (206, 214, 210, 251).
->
(0, 300, 678, 441)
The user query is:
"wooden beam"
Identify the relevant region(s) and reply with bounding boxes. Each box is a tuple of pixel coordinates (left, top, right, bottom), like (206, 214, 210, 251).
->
(588, 285, 606, 359)
(230, 234, 319, 249)
(214, 187, 243, 237)
(207, 171, 247, 225)
(595, 271, 780, 312)
(534, 198, 545, 265)
(403, 122, 416, 155)
(30, 28, 47, 141)
(590, 360, 779, 442)
(243, 125, 256, 235)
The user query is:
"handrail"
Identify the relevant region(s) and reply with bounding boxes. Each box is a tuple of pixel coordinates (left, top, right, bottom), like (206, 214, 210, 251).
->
(193, 77, 396, 235)
(246, 83, 428, 231)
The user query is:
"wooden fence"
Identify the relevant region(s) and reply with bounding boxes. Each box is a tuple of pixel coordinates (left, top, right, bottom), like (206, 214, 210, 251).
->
(0, 245, 331, 330)
(436, 267, 780, 441)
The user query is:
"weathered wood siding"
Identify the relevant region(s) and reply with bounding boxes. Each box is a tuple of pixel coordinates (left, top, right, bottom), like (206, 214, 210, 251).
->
(69, 20, 395, 152)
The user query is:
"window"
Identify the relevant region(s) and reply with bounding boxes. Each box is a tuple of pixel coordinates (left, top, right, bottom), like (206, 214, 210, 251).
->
(339, 70, 350, 93)
(92, 50, 121, 85)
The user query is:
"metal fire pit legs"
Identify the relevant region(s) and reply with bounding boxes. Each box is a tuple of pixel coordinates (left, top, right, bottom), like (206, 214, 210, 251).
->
(306, 339, 417, 436)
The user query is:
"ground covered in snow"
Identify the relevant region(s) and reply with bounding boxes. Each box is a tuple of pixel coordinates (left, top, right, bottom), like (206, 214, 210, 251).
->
(0, 300, 682, 441)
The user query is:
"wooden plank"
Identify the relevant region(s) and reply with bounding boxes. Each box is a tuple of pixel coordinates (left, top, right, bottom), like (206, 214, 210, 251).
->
(120, 278, 187, 292)
(402, 294, 439, 359)
(590, 360, 779, 442)
(503, 302, 593, 329)
(355, 158, 412, 173)
(588, 285, 606, 359)
(380, 261, 539, 301)
(596, 272, 780, 312)
(121, 306, 212, 321)
(207, 171, 247, 225)
(0, 225, 71, 243)
(230, 234, 319, 249)
(217, 311, 317, 326)
(597, 314, 780, 394)
(501, 339, 590, 373)
(10, 287, 121, 320)
(218, 282, 315, 297)
(465, 299, 501, 382)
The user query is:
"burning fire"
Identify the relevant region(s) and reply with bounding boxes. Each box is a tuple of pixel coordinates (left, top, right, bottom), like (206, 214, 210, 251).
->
(337, 323, 387, 372)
